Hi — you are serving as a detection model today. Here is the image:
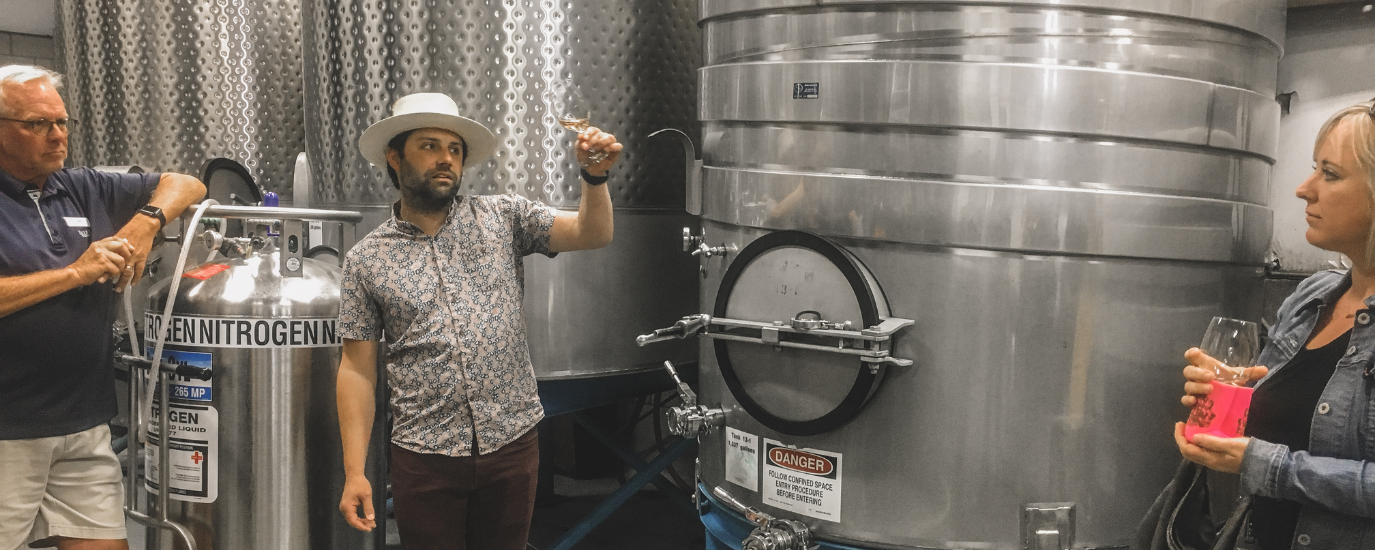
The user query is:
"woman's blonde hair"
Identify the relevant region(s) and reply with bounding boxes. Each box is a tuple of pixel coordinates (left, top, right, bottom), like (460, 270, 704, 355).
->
(1313, 99, 1375, 264)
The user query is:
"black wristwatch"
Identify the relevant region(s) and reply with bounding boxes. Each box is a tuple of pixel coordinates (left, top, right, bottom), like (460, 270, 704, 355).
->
(137, 204, 166, 229)
(580, 169, 609, 186)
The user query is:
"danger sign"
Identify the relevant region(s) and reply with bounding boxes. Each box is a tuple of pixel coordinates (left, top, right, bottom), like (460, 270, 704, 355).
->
(146, 402, 219, 503)
(762, 439, 842, 522)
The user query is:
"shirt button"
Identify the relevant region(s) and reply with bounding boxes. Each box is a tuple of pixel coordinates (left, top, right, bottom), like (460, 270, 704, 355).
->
(1317, 403, 1331, 414)
(1360, 312, 1372, 325)
(1297, 533, 1311, 545)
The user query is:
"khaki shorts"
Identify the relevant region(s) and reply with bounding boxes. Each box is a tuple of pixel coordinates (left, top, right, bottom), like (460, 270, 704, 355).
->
(0, 424, 127, 550)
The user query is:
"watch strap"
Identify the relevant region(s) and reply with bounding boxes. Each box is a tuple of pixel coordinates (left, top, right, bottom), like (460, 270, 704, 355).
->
(138, 204, 166, 229)
(580, 169, 609, 186)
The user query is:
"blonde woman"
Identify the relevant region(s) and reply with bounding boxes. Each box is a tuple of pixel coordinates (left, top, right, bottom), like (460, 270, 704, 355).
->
(1178, 100, 1375, 550)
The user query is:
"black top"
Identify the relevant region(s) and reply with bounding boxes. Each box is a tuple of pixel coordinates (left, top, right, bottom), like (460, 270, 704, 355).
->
(1247, 329, 1351, 550)
(0, 167, 159, 440)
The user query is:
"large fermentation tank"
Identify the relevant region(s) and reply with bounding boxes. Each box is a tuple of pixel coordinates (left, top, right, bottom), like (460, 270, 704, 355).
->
(55, 0, 305, 195)
(301, 0, 702, 378)
(142, 246, 384, 550)
(688, 1, 1284, 548)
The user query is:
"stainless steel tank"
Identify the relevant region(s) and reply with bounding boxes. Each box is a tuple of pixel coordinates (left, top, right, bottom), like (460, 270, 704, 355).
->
(141, 236, 383, 550)
(675, 1, 1285, 548)
(55, 0, 305, 194)
(301, 0, 702, 378)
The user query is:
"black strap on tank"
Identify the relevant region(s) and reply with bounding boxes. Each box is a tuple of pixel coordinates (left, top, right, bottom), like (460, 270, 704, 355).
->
(713, 230, 884, 436)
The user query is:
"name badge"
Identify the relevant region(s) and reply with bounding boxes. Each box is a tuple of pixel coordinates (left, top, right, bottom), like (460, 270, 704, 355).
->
(64, 217, 90, 227)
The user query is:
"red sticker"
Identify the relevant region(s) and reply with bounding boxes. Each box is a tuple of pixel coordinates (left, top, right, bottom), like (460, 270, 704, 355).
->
(183, 264, 231, 280)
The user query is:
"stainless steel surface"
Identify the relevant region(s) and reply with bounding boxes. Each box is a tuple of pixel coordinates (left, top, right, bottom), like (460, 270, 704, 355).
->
(55, 0, 305, 196)
(302, 0, 701, 208)
(142, 251, 384, 550)
(699, 0, 1285, 48)
(523, 211, 700, 378)
(696, 223, 1267, 549)
(690, 1, 1281, 548)
(302, 0, 704, 379)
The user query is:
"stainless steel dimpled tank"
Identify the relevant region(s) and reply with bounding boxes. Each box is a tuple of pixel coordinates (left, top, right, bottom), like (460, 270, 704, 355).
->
(684, 0, 1284, 548)
(55, 0, 306, 194)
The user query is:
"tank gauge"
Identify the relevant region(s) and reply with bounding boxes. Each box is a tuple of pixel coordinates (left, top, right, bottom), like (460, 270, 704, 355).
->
(286, 257, 301, 272)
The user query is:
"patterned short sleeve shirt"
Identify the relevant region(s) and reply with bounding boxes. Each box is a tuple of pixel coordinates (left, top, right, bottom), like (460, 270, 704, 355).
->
(339, 194, 557, 457)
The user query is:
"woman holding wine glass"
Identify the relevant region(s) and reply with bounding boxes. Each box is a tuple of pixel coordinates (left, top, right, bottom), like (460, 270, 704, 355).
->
(1172, 99, 1375, 550)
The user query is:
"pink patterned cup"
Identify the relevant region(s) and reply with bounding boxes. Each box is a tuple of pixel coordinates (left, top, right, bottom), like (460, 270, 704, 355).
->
(1184, 381, 1253, 442)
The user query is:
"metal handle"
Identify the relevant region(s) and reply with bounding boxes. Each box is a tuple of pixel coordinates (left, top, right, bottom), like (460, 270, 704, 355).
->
(117, 354, 212, 380)
(712, 486, 766, 525)
(196, 204, 363, 223)
(664, 361, 697, 408)
(636, 314, 710, 346)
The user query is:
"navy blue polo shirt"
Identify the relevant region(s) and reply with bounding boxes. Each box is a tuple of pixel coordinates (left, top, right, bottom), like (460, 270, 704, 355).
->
(0, 167, 160, 440)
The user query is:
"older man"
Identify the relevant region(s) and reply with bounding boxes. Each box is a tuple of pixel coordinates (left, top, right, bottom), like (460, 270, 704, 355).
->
(335, 92, 620, 549)
(0, 65, 206, 550)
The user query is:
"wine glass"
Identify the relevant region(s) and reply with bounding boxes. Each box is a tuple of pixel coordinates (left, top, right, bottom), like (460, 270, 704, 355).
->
(545, 79, 607, 165)
(1199, 317, 1260, 386)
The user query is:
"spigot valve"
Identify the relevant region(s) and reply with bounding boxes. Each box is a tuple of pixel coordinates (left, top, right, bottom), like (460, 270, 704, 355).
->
(662, 360, 725, 438)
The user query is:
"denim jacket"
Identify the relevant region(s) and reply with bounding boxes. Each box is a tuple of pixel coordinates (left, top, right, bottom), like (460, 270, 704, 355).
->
(1240, 269, 1375, 549)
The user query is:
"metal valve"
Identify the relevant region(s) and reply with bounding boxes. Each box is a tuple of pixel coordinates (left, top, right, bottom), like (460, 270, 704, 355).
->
(743, 520, 814, 550)
(662, 361, 724, 438)
(684, 227, 730, 258)
(711, 486, 816, 550)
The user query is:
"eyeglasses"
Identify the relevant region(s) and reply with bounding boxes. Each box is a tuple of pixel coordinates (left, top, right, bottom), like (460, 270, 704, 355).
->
(0, 117, 73, 136)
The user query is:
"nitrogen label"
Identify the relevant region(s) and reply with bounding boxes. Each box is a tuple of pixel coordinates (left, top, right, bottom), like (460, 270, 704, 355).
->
(762, 439, 841, 521)
(146, 314, 341, 348)
(146, 403, 218, 503)
(725, 427, 759, 491)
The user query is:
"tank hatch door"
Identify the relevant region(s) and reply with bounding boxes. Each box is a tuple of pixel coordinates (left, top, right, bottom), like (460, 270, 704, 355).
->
(638, 230, 912, 436)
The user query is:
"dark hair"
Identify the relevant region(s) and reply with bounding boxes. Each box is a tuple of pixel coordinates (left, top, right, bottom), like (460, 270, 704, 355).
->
(383, 129, 469, 189)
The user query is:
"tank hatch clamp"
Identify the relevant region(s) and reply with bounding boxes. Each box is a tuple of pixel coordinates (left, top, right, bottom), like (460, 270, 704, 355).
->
(710, 486, 816, 550)
(637, 313, 914, 372)
(660, 361, 724, 438)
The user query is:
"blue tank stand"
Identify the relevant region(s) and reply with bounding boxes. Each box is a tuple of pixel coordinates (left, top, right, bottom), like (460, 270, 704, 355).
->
(699, 483, 877, 550)
(533, 363, 701, 550)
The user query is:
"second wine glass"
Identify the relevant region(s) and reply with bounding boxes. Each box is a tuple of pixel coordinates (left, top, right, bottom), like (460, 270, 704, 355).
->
(1199, 317, 1260, 385)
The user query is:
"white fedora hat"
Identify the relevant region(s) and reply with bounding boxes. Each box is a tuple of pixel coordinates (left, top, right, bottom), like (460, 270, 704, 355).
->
(358, 93, 497, 170)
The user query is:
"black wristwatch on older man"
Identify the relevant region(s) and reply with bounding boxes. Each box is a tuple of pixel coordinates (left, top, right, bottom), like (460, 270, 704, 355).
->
(137, 204, 166, 229)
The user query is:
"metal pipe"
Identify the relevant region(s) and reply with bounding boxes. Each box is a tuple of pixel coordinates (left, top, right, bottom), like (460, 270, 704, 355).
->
(196, 204, 364, 223)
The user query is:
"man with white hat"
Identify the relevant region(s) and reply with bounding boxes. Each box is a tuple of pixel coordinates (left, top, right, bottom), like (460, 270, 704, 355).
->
(334, 92, 621, 549)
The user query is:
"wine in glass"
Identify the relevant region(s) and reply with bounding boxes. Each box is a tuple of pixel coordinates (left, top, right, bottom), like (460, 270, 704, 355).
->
(546, 79, 606, 164)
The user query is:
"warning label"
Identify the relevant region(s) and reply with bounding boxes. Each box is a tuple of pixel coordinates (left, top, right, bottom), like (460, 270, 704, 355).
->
(725, 427, 759, 491)
(762, 439, 841, 522)
(146, 313, 341, 348)
(146, 347, 213, 402)
(146, 403, 218, 503)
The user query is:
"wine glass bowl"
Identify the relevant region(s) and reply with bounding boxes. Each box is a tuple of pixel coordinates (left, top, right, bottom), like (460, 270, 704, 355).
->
(545, 79, 607, 165)
(1199, 317, 1260, 386)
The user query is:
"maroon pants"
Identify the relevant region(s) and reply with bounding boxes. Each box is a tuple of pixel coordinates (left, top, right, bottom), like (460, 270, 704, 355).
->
(390, 428, 540, 550)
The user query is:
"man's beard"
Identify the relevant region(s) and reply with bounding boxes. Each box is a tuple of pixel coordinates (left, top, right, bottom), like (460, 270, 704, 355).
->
(398, 160, 461, 213)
